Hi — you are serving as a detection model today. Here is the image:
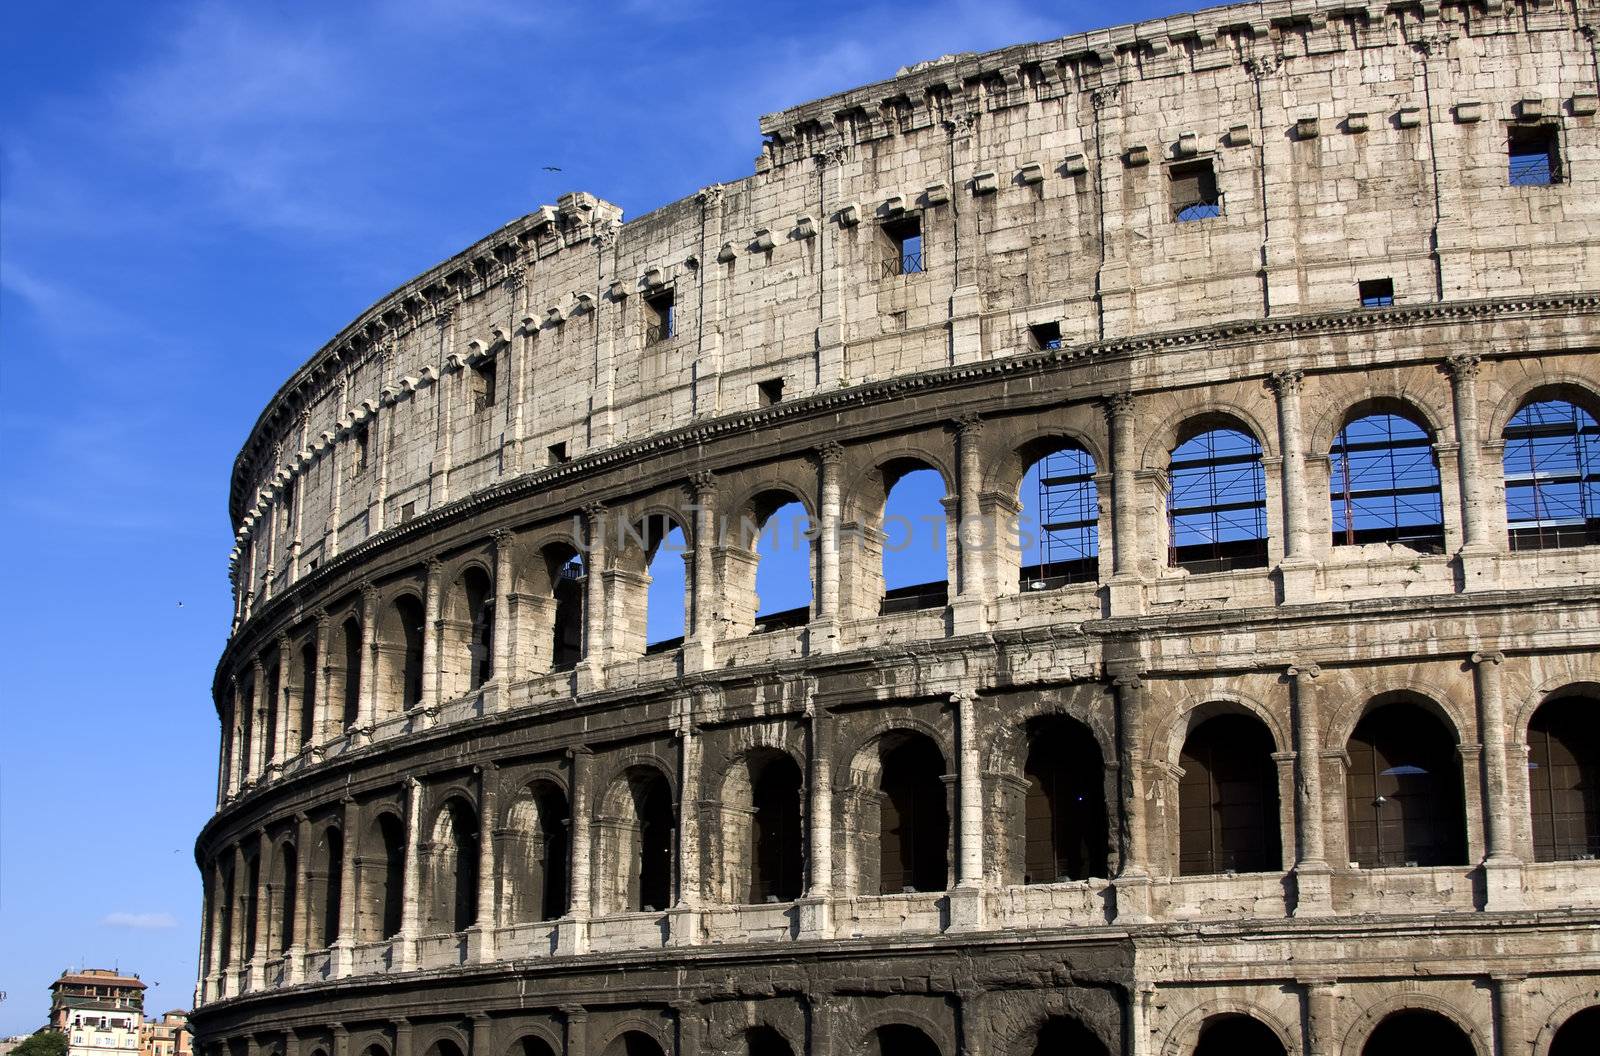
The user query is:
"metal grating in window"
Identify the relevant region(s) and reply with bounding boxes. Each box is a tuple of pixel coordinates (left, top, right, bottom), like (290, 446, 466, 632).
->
(1168, 427, 1268, 572)
(1022, 445, 1098, 588)
(1504, 399, 1600, 550)
(1330, 413, 1444, 551)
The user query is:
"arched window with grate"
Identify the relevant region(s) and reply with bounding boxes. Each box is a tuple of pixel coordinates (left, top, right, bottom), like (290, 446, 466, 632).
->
(1329, 412, 1444, 551)
(1017, 443, 1099, 589)
(1167, 425, 1268, 573)
(1527, 695, 1600, 862)
(1503, 397, 1600, 550)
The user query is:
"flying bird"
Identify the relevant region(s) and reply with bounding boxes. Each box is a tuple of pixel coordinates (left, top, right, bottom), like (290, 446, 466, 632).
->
(542, 166, 562, 172)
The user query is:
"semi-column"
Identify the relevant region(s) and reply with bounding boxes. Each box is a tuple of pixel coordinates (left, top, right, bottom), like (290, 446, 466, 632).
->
(1302, 979, 1338, 1056)
(1492, 975, 1527, 1056)
(333, 798, 359, 975)
(799, 700, 834, 937)
(491, 530, 513, 690)
(579, 504, 608, 688)
(358, 585, 378, 730)
(951, 414, 989, 633)
(273, 637, 292, 765)
(250, 830, 271, 980)
(812, 444, 844, 651)
(685, 472, 718, 670)
(421, 558, 443, 710)
(1104, 394, 1143, 614)
(397, 778, 424, 968)
(314, 611, 333, 743)
(949, 690, 986, 930)
(676, 708, 703, 913)
(474, 765, 499, 961)
(288, 814, 312, 980)
(1446, 354, 1497, 585)
(1473, 649, 1524, 908)
(248, 658, 267, 782)
(1289, 663, 1332, 915)
(1270, 371, 1317, 600)
(560, 746, 593, 954)
(1111, 665, 1152, 921)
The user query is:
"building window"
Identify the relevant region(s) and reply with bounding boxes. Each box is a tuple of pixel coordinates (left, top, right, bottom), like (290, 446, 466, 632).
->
(1167, 425, 1269, 573)
(400, 501, 416, 523)
(1329, 412, 1444, 552)
(1509, 124, 1561, 186)
(644, 289, 675, 344)
(353, 421, 370, 474)
(1359, 278, 1394, 308)
(881, 215, 924, 277)
(1170, 159, 1221, 221)
(1503, 398, 1600, 550)
(470, 357, 496, 411)
(548, 441, 569, 464)
(1028, 320, 1062, 350)
(1019, 443, 1098, 588)
(758, 377, 785, 406)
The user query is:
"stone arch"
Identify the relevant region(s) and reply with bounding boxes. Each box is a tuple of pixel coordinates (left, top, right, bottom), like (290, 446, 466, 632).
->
(1006, 432, 1104, 593)
(851, 1006, 953, 1056)
(1342, 691, 1470, 868)
(376, 588, 425, 718)
(1495, 381, 1600, 551)
(1154, 689, 1291, 765)
(848, 455, 952, 616)
(1137, 399, 1278, 473)
(1513, 672, 1600, 743)
(416, 1025, 470, 1056)
(715, 745, 806, 903)
(1322, 396, 1448, 552)
(1161, 409, 1273, 573)
(424, 793, 481, 934)
(1340, 995, 1487, 1056)
(357, 808, 406, 942)
(1172, 708, 1284, 876)
(1533, 995, 1600, 1056)
(500, 1031, 560, 1056)
(596, 762, 677, 913)
(844, 726, 951, 895)
(508, 529, 587, 674)
(441, 558, 495, 699)
(501, 777, 571, 923)
(1015, 713, 1112, 884)
(722, 482, 814, 635)
(1306, 388, 1452, 459)
(305, 820, 342, 950)
(265, 833, 298, 956)
(1007, 1008, 1113, 1056)
(594, 1018, 672, 1056)
(334, 612, 363, 731)
(611, 509, 690, 655)
(741, 1024, 797, 1056)
(289, 628, 319, 749)
(1525, 690, 1600, 862)
(1324, 680, 1471, 753)
(1160, 1000, 1296, 1056)
(1484, 373, 1600, 442)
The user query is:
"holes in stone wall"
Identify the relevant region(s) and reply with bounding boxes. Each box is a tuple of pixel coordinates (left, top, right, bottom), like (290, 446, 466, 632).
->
(504, 781, 570, 923)
(1017, 442, 1099, 589)
(879, 464, 948, 614)
(1193, 1014, 1284, 1056)
(426, 797, 480, 934)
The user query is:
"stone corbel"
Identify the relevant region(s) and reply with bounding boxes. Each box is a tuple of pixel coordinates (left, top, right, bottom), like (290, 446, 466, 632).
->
(971, 169, 999, 194)
(793, 214, 817, 240)
(1062, 152, 1088, 176)
(416, 365, 438, 385)
(571, 292, 594, 315)
(751, 228, 776, 252)
(1454, 100, 1483, 123)
(528, 205, 558, 232)
(835, 202, 861, 227)
(1515, 97, 1546, 121)
(546, 303, 568, 326)
(1173, 131, 1198, 157)
(717, 241, 738, 262)
(1122, 144, 1150, 166)
(399, 375, 421, 393)
(1571, 92, 1597, 116)
(380, 384, 400, 404)
(922, 182, 950, 205)
(1395, 106, 1422, 129)
(1344, 111, 1369, 134)
(1017, 161, 1045, 185)
(642, 266, 666, 289)
(1294, 114, 1320, 139)
(880, 193, 908, 216)
(607, 279, 628, 301)
(1226, 123, 1252, 147)
(442, 352, 467, 373)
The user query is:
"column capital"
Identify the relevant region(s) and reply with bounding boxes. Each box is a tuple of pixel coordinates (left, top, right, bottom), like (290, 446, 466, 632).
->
(360, 581, 379, 603)
(250, 656, 265, 674)
(275, 632, 291, 650)
(1471, 649, 1506, 666)
(1287, 662, 1321, 680)
(1444, 352, 1482, 380)
(566, 744, 594, 761)
(1266, 369, 1305, 396)
(491, 527, 516, 552)
(313, 608, 331, 630)
(689, 468, 718, 495)
(815, 441, 845, 466)
(1100, 392, 1137, 420)
(953, 412, 984, 437)
(425, 557, 445, 578)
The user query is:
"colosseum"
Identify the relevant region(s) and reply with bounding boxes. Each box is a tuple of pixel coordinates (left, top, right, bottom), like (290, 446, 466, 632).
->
(192, 2, 1600, 1054)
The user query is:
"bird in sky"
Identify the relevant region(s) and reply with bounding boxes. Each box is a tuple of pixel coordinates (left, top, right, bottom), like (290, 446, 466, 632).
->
(542, 166, 562, 172)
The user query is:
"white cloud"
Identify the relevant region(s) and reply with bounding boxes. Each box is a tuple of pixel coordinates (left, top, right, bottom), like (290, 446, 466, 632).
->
(101, 912, 179, 930)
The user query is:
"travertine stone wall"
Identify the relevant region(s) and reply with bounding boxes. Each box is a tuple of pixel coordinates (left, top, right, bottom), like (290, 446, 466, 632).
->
(196, 3, 1600, 1055)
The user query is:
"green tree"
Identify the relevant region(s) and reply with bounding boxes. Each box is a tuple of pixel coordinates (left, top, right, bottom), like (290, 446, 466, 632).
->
(13, 1031, 69, 1056)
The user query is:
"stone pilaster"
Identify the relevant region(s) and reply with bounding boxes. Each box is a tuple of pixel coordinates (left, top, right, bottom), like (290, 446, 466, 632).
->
(397, 778, 423, 969)
(951, 414, 989, 634)
(1103, 394, 1144, 614)
(421, 558, 444, 711)
(810, 444, 845, 653)
(948, 691, 986, 930)
(1269, 371, 1318, 601)
(684, 472, 718, 671)
(557, 747, 592, 955)
(1290, 663, 1332, 915)
(1446, 354, 1498, 588)
(798, 700, 834, 938)
(1473, 649, 1525, 908)
(471, 765, 499, 961)
(1111, 666, 1151, 922)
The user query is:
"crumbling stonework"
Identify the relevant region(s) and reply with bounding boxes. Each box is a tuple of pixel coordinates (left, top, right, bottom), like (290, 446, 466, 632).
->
(195, 2, 1600, 1054)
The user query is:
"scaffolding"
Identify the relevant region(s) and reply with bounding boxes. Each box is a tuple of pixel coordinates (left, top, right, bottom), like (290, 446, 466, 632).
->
(1329, 414, 1444, 551)
(1505, 399, 1600, 550)
(1168, 428, 1268, 573)
(1025, 446, 1098, 588)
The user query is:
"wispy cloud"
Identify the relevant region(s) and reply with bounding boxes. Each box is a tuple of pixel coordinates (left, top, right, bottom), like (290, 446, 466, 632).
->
(101, 912, 179, 930)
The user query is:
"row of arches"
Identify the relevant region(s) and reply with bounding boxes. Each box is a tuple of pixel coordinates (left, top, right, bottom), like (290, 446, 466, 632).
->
(214, 1002, 1600, 1056)
(205, 686, 1598, 974)
(222, 389, 1599, 796)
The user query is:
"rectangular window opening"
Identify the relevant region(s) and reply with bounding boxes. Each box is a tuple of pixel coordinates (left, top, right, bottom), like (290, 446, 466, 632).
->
(1359, 278, 1395, 308)
(644, 289, 676, 344)
(400, 501, 416, 523)
(882, 215, 924, 277)
(758, 377, 785, 406)
(1171, 159, 1221, 221)
(1509, 124, 1561, 186)
(548, 441, 569, 465)
(1029, 320, 1063, 350)
(471, 358, 497, 411)
(353, 422, 370, 474)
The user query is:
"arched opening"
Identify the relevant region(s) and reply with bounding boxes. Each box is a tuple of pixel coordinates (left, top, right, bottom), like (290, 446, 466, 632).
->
(870, 1025, 941, 1056)
(358, 812, 405, 942)
(642, 515, 689, 653)
(879, 463, 949, 614)
(339, 616, 362, 730)
(269, 841, 297, 955)
(602, 767, 675, 913)
(297, 640, 318, 748)
(739, 489, 811, 633)
(1345, 700, 1467, 868)
(217, 862, 235, 968)
(1032, 1015, 1107, 1056)
(1192, 1013, 1285, 1056)
(508, 1038, 557, 1056)
(878, 732, 950, 894)
(263, 647, 282, 763)
(361, 1046, 389, 1056)
(749, 751, 804, 903)
(1017, 441, 1099, 590)
(545, 544, 585, 672)
(1527, 695, 1600, 862)
(1178, 713, 1282, 875)
(1330, 410, 1444, 552)
(600, 1033, 665, 1056)
(1022, 717, 1110, 883)
(504, 781, 571, 923)
(309, 825, 342, 949)
(1551, 1005, 1600, 1056)
(238, 670, 255, 783)
(1503, 396, 1600, 551)
(1168, 424, 1268, 573)
(423, 1041, 463, 1056)
(745, 1026, 795, 1056)
(426, 796, 480, 934)
(242, 848, 261, 960)
(1361, 1009, 1474, 1056)
(444, 565, 494, 695)
(379, 594, 425, 716)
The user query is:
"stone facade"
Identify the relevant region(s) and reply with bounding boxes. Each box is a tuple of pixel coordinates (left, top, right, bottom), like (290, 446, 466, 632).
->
(194, 2, 1600, 1055)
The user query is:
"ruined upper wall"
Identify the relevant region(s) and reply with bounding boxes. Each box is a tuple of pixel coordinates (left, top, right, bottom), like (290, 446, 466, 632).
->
(226, 0, 1600, 621)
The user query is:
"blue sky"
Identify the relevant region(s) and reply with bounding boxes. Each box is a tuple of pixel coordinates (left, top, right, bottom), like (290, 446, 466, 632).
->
(0, 0, 1189, 1033)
